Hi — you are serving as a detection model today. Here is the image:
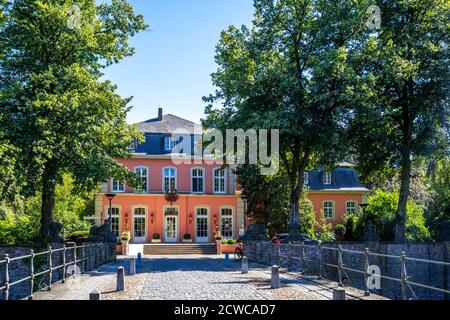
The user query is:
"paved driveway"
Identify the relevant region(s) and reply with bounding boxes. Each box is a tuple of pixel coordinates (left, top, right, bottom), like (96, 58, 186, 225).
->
(32, 255, 385, 300)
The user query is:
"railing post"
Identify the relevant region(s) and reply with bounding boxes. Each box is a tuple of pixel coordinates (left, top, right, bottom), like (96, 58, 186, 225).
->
(62, 244, 66, 283)
(29, 249, 35, 300)
(73, 244, 77, 274)
(278, 244, 282, 267)
(400, 251, 408, 300)
(82, 244, 86, 273)
(337, 245, 343, 287)
(47, 245, 53, 291)
(317, 241, 322, 280)
(288, 242, 292, 271)
(301, 242, 306, 274)
(4, 254, 10, 300)
(364, 248, 370, 296)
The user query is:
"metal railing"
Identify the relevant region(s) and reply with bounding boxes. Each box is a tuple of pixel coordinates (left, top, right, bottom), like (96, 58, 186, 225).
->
(0, 242, 115, 300)
(264, 242, 450, 300)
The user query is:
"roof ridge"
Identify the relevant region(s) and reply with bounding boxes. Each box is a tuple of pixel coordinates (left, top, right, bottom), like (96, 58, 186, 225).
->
(164, 113, 200, 126)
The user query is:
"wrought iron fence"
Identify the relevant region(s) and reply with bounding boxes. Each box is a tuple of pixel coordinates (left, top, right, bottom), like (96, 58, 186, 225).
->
(266, 242, 450, 300)
(0, 242, 115, 300)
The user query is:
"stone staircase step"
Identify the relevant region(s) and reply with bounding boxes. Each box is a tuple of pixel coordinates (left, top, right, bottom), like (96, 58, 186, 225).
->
(143, 244, 218, 255)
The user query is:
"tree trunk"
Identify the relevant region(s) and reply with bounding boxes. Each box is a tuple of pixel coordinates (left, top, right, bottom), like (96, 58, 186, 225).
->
(288, 154, 308, 241)
(395, 152, 411, 242)
(39, 164, 57, 242)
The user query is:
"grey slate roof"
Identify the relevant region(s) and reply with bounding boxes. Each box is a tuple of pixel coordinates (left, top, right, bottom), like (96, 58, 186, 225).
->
(135, 114, 202, 134)
(306, 166, 370, 192)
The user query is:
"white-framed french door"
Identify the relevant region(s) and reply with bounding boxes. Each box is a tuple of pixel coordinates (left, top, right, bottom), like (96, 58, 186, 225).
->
(195, 207, 209, 243)
(132, 207, 147, 244)
(164, 215, 178, 243)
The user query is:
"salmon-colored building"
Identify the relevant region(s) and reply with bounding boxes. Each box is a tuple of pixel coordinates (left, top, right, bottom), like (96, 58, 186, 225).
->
(92, 109, 370, 243)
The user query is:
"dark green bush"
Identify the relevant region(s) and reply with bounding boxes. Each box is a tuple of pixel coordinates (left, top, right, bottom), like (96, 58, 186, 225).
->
(334, 224, 346, 237)
(153, 233, 160, 240)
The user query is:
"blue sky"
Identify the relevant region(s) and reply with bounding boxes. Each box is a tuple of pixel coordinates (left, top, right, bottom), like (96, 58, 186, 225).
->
(102, 0, 255, 124)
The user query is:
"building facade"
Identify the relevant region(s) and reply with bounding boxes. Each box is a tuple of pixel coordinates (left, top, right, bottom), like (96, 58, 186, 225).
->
(93, 109, 370, 243)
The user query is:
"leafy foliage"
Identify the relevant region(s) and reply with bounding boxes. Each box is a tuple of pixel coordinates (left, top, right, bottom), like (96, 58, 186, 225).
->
(314, 216, 336, 243)
(344, 190, 431, 242)
(0, 0, 148, 240)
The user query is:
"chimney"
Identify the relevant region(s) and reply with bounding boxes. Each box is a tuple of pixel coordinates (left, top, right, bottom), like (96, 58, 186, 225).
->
(158, 108, 163, 121)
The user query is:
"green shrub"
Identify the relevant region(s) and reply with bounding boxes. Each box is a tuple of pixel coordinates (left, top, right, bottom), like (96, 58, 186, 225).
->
(315, 216, 336, 242)
(334, 224, 346, 237)
(153, 233, 160, 240)
(66, 230, 89, 243)
(183, 233, 191, 240)
(353, 190, 431, 241)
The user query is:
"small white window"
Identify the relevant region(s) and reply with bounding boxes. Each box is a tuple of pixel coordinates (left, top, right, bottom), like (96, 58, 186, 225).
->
(111, 179, 125, 193)
(213, 168, 226, 193)
(163, 167, 177, 192)
(164, 136, 176, 151)
(346, 201, 358, 215)
(323, 201, 334, 220)
(304, 172, 309, 185)
(191, 168, 204, 193)
(324, 171, 332, 184)
(135, 167, 148, 192)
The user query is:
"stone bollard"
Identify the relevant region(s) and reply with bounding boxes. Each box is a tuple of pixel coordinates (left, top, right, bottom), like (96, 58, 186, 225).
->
(271, 265, 281, 289)
(241, 256, 249, 274)
(116, 266, 125, 291)
(137, 252, 142, 267)
(333, 288, 347, 300)
(130, 257, 136, 275)
(89, 289, 101, 300)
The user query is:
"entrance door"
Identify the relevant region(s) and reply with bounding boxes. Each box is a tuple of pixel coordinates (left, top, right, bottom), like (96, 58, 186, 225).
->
(196, 208, 209, 243)
(165, 216, 178, 242)
(133, 208, 147, 244)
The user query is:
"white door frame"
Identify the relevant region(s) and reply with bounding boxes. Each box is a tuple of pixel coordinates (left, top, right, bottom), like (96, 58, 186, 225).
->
(164, 215, 178, 243)
(132, 206, 147, 244)
(195, 206, 210, 243)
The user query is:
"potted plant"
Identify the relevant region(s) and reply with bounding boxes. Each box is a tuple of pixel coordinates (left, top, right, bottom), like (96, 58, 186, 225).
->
(120, 231, 131, 255)
(183, 233, 192, 243)
(152, 233, 161, 243)
(220, 239, 240, 254)
(214, 230, 223, 253)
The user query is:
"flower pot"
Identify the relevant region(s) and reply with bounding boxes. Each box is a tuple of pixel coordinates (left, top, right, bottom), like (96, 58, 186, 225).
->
(221, 244, 240, 254)
(152, 239, 161, 243)
(183, 239, 193, 243)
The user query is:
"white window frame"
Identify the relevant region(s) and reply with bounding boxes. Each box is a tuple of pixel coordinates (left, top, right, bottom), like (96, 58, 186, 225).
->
(164, 136, 176, 151)
(346, 200, 358, 215)
(324, 171, 332, 185)
(194, 206, 210, 242)
(304, 172, 309, 185)
(111, 178, 125, 193)
(191, 167, 205, 194)
(323, 201, 335, 220)
(220, 206, 234, 239)
(162, 167, 177, 192)
(104, 205, 121, 238)
(134, 166, 149, 193)
(213, 167, 226, 194)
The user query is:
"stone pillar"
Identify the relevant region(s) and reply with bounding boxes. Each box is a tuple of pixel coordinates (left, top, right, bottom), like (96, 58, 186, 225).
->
(241, 256, 249, 274)
(333, 288, 347, 300)
(116, 267, 125, 291)
(89, 290, 102, 300)
(271, 265, 280, 289)
(129, 257, 136, 275)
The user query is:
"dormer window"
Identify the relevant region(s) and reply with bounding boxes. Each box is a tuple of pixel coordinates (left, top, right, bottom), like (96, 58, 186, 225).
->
(164, 136, 176, 151)
(304, 172, 309, 185)
(111, 179, 125, 193)
(323, 171, 332, 185)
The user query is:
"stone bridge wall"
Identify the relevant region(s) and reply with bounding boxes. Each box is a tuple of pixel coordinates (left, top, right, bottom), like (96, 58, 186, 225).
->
(244, 241, 450, 300)
(0, 242, 116, 300)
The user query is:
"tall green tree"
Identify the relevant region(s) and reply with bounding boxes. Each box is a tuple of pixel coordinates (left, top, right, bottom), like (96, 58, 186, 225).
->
(0, 0, 147, 241)
(203, 0, 369, 239)
(349, 0, 449, 242)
